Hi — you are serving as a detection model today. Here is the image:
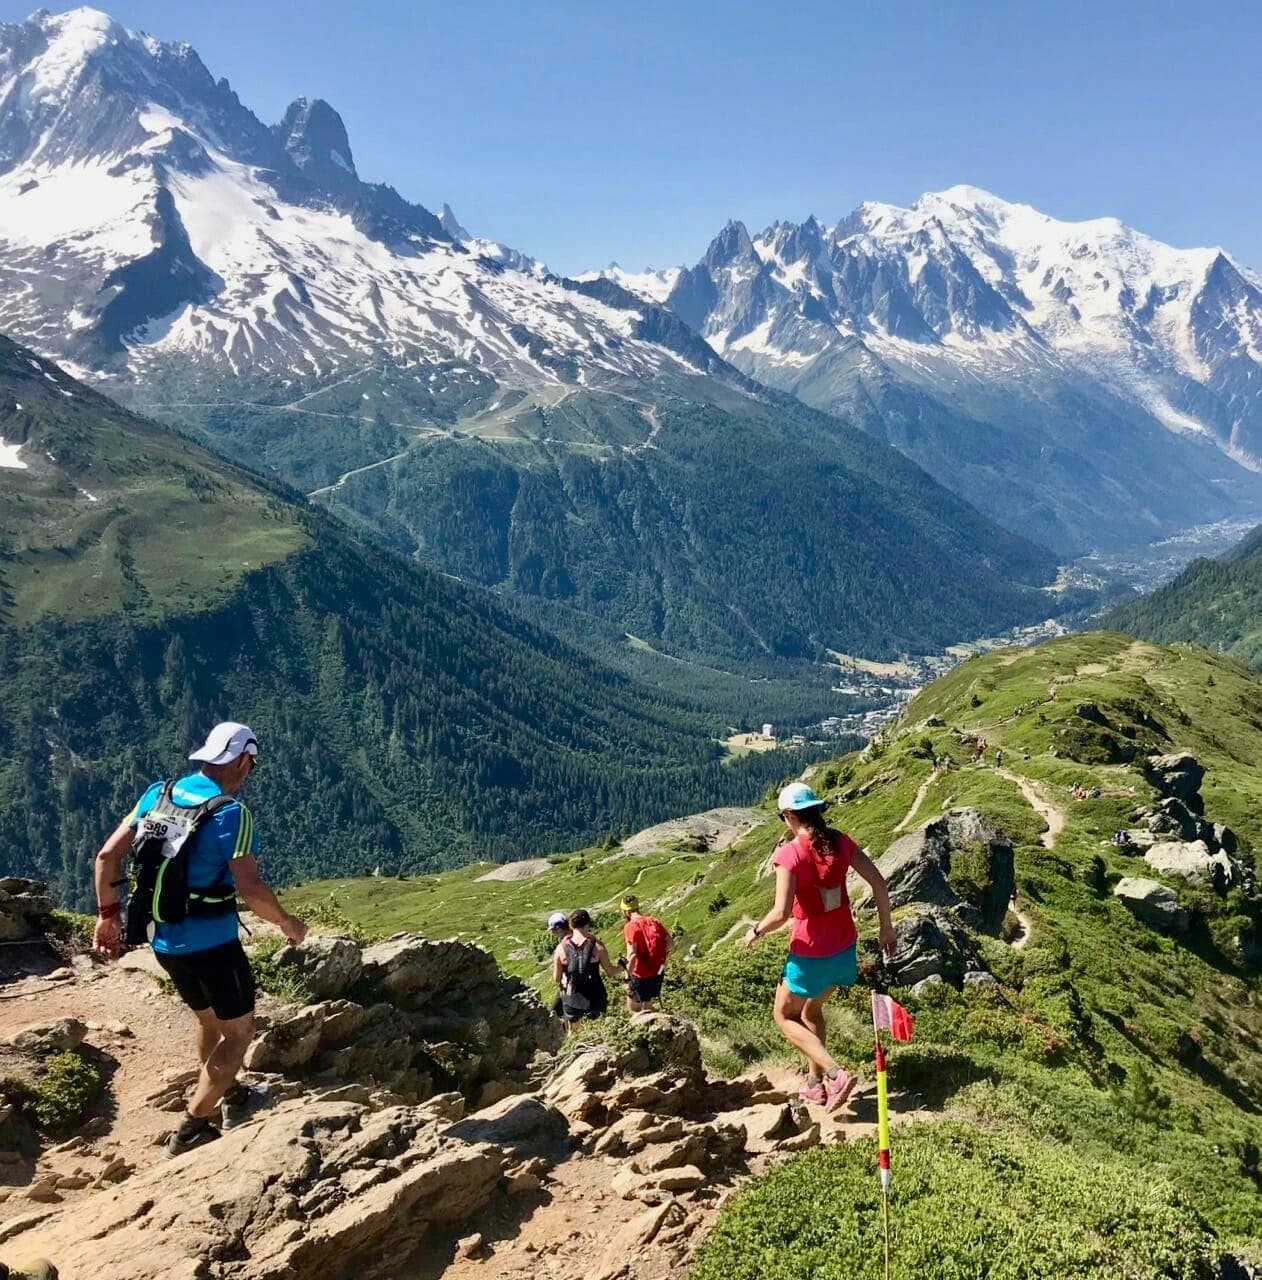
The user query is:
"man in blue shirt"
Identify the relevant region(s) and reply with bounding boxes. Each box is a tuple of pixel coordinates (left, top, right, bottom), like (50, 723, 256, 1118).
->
(93, 722, 307, 1156)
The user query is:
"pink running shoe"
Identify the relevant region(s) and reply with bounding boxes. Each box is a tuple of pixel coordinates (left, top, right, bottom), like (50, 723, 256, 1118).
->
(824, 1069, 858, 1113)
(798, 1079, 826, 1104)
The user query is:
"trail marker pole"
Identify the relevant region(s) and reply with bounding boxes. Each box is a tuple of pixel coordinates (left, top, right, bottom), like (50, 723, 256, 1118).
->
(876, 1035, 892, 1280)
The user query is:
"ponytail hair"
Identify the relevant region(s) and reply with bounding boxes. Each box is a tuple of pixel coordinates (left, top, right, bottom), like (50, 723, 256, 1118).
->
(797, 805, 838, 861)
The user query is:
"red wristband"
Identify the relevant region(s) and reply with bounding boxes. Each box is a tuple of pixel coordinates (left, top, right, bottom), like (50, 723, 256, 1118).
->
(98, 902, 120, 920)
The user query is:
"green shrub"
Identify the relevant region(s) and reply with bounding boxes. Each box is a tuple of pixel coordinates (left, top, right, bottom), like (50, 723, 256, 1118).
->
(692, 1122, 1217, 1280)
(2, 1052, 103, 1132)
(248, 935, 314, 1004)
(947, 840, 993, 903)
(46, 909, 95, 947)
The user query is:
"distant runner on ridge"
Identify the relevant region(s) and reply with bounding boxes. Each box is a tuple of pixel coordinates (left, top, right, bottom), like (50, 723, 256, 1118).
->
(743, 782, 897, 1112)
(91, 722, 307, 1157)
(620, 894, 671, 1013)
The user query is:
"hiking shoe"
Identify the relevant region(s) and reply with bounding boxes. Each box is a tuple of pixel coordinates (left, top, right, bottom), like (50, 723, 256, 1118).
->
(221, 1082, 272, 1131)
(798, 1079, 826, 1105)
(165, 1118, 221, 1159)
(824, 1069, 858, 1113)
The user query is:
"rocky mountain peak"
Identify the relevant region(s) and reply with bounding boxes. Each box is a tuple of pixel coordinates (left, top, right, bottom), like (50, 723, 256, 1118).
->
(440, 200, 470, 240)
(703, 218, 756, 271)
(274, 96, 357, 189)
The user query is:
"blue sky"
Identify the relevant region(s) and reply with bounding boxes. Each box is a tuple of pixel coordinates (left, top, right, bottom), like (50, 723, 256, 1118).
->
(6, 0, 1262, 274)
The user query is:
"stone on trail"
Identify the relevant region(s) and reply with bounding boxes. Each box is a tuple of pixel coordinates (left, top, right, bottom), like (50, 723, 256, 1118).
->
(5, 1020, 86, 1055)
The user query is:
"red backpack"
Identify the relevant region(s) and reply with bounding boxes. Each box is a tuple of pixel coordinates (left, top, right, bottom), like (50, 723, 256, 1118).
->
(630, 915, 669, 974)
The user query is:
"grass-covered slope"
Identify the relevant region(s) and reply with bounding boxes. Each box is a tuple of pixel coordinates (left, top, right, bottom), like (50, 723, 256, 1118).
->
(0, 335, 826, 906)
(0, 336, 308, 624)
(1105, 523, 1262, 667)
(307, 386, 1060, 665)
(293, 632, 1262, 1271)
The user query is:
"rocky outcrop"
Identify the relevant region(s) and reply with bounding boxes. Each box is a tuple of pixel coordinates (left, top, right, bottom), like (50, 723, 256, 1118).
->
(0, 1098, 519, 1280)
(1144, 754, 1207, 814)
(541, 1013, 818, 1185)
(0, 879, 52, 943)
(268, 936, 363, 1000)
(1144, 840, 1241, 891)
(881, 908, 980, 987)
(244, 934, 562, 1105)
(859, 808, 1014, 935)
(1114, 877, 1189, 933)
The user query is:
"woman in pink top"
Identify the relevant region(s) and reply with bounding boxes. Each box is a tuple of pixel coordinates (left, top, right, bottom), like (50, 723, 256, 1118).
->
(743, 782, 897, 1111)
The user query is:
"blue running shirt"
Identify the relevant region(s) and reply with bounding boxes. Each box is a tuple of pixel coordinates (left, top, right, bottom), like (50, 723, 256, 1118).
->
(127, 772, 257, 955)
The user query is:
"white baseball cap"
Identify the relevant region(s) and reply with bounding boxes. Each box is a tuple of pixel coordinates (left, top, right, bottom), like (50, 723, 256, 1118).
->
(547, 912, 569, 930)
(189, 722, 259, 765)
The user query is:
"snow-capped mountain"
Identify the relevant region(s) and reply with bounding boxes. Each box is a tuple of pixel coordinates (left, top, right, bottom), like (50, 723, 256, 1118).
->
(0, 7, 719, 399)
(575, 264, 682, 305)
(662, 187, 1262, 550)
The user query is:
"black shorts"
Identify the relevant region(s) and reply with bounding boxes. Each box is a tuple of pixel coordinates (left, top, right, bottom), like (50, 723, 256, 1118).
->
(629, 973, 664, 1003)
(155, 939, 256, 1021)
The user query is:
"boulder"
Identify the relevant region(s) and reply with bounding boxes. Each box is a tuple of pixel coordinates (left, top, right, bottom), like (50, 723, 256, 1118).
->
(270, 937, 363, 1001)
(0, 879, 53, 943)
(1144, 753, 1205, 814)
(0, 1100, 508, 1280)
(1214, 824, 1238, 856)
(880, 907, 976, 987)
(910, 974, 946, 996)
(4, 1020, 86, 1055)
(962, 971, 1000, 989)
(859, 808, 1014, 934)
(1114, 877, 1189, 933)
(1144, 840, 1239, 891)
(244, 1004, 327, 1073)
(613, 1013, 704, 1081)
(444, 1095, 568, 1160)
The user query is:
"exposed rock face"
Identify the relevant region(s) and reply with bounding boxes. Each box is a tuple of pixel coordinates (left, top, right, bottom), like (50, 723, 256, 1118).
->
(540, 1013, 817, 1177)
(269, 935, 363, 1001)
(244, 934, 562, 1104)
(0, 879, 52, 943)
(881, 908, 979, 987)
(1145, 754, 1206, 814)
(0, 1099, 508, 1280)
(1145, 840, 1240, 891)
(1114, 877, 1189, 933)
(861, 807, 1015, 934)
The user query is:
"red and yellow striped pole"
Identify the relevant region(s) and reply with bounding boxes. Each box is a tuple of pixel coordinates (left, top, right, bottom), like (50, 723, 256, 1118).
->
(876, 1036, 892, 1280)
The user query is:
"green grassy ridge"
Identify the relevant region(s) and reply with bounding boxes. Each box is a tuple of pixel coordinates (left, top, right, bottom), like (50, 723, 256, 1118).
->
(0, 334, 308, 625)
(294, 632, 1262, 1259)
(1103, 524, 1262, 667)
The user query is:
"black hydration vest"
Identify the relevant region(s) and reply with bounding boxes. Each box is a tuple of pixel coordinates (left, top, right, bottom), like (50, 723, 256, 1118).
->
(561, 936, 607, 1012)
(123, 780, 237, 946)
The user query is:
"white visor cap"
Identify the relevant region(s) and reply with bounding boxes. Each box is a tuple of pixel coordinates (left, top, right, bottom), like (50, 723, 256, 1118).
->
(189, 721, 259, 765)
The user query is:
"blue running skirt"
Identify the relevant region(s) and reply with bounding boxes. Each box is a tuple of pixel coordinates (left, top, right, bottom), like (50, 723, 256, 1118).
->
(782, 944, 857, 999)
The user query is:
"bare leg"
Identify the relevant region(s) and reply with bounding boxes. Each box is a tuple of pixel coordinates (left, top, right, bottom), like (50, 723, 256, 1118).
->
(773, 982, 838, 1078)
(193, 1007, 221, 1066)
(187, 1011, 254, 1119)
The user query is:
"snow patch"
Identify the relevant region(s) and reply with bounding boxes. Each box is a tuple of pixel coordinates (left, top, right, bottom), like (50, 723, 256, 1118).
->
(0, 440, 28, 469)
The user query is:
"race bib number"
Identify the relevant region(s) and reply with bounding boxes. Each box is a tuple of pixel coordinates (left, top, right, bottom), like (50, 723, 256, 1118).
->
(820, 884, 843, 912)
(138, 813, 191, 858)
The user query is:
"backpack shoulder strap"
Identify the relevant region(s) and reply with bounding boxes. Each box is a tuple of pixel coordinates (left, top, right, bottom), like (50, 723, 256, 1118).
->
(192, 792, 235, 827)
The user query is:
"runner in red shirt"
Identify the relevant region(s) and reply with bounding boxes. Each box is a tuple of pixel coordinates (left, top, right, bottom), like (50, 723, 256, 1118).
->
(620, 895, 671, 1013)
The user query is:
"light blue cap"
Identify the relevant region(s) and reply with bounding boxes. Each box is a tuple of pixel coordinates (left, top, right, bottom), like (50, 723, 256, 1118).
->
(777, 782, 826, 812)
